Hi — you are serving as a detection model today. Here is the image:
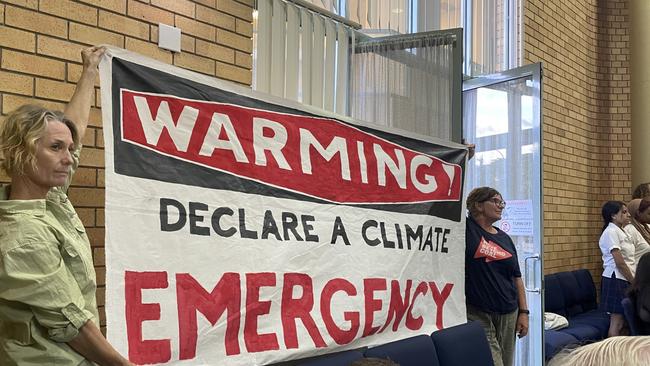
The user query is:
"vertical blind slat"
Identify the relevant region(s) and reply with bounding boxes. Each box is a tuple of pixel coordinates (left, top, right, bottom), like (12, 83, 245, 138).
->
(256, 0, 272, 92)
(300, 9, 313, 105)
(270, 0, 286, 97)
(323, 19, 336, 111)
(311, 15, 325, 109)
(285, 4, 300, 100)
(335, 25, 349, 115)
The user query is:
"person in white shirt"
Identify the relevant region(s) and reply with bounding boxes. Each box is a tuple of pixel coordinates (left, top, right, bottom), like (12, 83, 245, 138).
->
(599, 201, 634, 337)
(625, 198, 650, 274)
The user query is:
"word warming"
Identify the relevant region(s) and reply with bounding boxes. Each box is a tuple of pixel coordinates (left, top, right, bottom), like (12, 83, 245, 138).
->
(120, 90, 462, 204)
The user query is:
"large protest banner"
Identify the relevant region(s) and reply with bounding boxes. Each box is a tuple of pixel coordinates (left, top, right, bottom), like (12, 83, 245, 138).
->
(99, 47, 469, 365)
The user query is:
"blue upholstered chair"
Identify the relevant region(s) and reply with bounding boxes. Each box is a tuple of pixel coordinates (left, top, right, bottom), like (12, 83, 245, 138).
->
(296, 349, 364, 366)
(622, 297, 640, 336)
(430, 321, 494, 366)
(364, 334, 440, 366)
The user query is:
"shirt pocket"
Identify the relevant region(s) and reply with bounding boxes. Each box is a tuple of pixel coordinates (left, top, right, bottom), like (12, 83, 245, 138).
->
(0, 319, 33, 346)
(60, 239, 96, 294)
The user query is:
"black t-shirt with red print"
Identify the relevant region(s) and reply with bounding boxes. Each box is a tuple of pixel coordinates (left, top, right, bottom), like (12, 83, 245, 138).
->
(465, 215, 522, 314)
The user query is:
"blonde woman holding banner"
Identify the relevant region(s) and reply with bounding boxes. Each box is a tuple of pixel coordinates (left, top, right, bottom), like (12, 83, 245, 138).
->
(0, 46, 134, 365)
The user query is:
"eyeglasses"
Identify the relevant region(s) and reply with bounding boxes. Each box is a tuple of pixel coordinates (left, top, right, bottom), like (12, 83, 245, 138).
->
(487, 198, 507, 208)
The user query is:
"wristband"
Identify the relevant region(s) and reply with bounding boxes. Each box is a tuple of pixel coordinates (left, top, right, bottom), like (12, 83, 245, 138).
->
(518, 309, 530, 315)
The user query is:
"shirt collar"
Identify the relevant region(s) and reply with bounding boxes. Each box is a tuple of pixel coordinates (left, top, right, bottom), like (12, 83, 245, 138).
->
(0, 185, 47, 217)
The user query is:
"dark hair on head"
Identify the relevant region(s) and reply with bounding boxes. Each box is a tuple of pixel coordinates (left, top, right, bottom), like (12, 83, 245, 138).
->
(633, 183, 650, 199)
(601, 201, 626, 233)
(629, 253, 650, 296)
(466, 186, 501, 218)
(638, 198, 650, 220)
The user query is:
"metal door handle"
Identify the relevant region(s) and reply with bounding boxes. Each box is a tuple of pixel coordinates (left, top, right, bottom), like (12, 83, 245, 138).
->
(524, 254, 540, 294)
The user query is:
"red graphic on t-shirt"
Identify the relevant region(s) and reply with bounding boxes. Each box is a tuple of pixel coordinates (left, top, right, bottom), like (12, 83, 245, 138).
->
(474, 237, 512, 262)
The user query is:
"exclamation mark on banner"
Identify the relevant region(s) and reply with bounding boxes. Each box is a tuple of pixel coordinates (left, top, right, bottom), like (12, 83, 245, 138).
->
(443, 165, 455, 196)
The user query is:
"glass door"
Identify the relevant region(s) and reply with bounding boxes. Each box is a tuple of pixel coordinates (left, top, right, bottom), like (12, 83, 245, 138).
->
(463, 63, 544, 365)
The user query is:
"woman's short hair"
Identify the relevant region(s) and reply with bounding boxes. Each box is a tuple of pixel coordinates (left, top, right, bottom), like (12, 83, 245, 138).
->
(547, 336, 650, 366)
(466, 186, 501, 218)
(0, 104, 78, 176)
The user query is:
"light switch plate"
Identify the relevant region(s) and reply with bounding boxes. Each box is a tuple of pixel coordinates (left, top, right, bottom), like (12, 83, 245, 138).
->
(158, 23, 181, 53)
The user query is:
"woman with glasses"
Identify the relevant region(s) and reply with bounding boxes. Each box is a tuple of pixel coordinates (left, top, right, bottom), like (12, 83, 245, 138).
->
(465, 187, 528, 366)
(599, 201, 635, 337)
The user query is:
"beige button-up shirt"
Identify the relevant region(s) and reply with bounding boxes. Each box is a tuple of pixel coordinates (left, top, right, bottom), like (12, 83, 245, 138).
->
(0, 150, 98, 365)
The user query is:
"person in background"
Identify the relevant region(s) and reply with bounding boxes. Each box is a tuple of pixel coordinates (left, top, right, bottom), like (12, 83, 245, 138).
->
(633, 182, 650, 200)
(628, 252, 650, 335)
(465, 187, 528, 366)
(625, 198, 650, 274)
(350, 357, 400, 366)
(547, 336, 650, 366)
(599, 201, 635, 337)
(0, 46, 134, 365)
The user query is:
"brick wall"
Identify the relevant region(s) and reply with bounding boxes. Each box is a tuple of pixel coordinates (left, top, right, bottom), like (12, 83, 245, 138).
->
(0, 0, 253, 330)
(524, 0, 631, 283)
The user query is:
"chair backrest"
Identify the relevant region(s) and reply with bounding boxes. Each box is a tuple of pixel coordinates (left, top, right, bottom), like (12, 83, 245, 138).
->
(622, 297, 640, 336)
(430, 321, 494, 366)
(364, 334, 440, 366)
(297, 349, 364, 366)
(544, 273, 568, 316)
(556, 271, 585, 316)
(573, 269, 598, 311)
